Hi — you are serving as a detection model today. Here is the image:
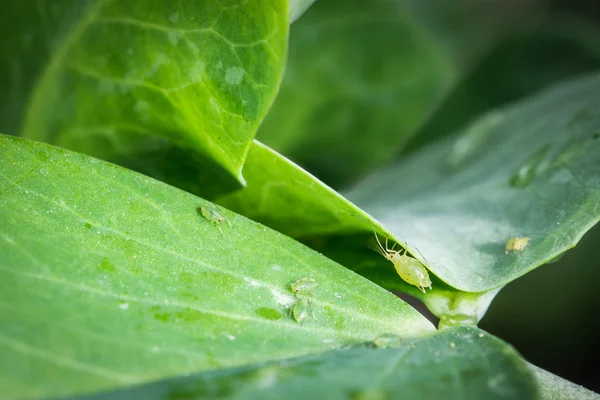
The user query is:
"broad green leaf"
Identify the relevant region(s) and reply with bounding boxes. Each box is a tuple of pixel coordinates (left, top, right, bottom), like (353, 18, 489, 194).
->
(257, 0, 535, 187)
(528, 363, 600, 400)
(218, 143, 501, 324)
(302, 235, 501, 327)
(220, 73, 600, 295)
(345, 72, 600, 292)
(218, 141, 378, 238)
(0, 135, 433, 399)
(72, 327, 539, 400)
(3, 0, 288, 183)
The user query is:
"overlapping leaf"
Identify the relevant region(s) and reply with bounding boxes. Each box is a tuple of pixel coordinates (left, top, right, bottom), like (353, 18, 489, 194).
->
(257, 0, 535, 187)
(221, 73, 600, 295)
(345, 72, 600, 292)
(73, 327, 539, 400)
(0, 135, 433, 399)
(1, 0, 289, 184)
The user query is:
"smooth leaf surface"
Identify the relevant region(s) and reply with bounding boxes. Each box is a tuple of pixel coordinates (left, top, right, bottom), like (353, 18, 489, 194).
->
(345, 73, 600, 292)
(72, 327, 538, 400)
(257, 0, 535, 187)
(218, 143, 499, 323)
(0, 135, 434, 399)
(528, 363, 600, 400)
(218, 141, 379, 238)
(5, 0, 288, 183)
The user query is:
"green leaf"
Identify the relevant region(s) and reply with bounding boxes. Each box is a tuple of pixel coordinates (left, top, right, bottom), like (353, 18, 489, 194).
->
(218, 141, 378, 238)
(528, 363, 600, 400)
(71, 327, 539, 400)
(345, 72, 600, 292)
(3, 0, 288, 183)
(220, 73, 600, 295)
(257, 0, 535, 187)
(301, 235, 501, 326)
(0, 135, 433, 399)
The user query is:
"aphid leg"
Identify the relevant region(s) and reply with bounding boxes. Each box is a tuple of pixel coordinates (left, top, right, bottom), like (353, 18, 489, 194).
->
(215, 204, 233, 228)
(217, 225, 224, 235)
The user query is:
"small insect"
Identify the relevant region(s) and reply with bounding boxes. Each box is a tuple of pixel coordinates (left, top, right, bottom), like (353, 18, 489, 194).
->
(290, 278, 318, 296)
(374, 232, 432, 293)
(197, 204, 232, 235)
(372, 334, 403, 349)
(505, 236, 530, 253)
(291, 296, 317, 323)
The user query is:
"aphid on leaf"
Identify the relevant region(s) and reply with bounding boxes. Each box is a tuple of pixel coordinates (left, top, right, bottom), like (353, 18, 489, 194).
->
(291, 296, 317, 323)
(197, 204, 232, 235)
(505, 236, 530, 253)
(290, 278, 318, 297)
(374, 232, 432, 293)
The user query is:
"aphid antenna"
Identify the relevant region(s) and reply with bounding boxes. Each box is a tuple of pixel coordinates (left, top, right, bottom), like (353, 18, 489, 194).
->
(372, 226, 387, 256)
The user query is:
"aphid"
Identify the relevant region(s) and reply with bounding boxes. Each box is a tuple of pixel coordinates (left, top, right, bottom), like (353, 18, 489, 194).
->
(197, 204, 232, 235)
(291, 296, 316, 323)
(373, 334, 403, 349)
(505, 236, 530, 253)
(374, 233, 432, 293)
(290, 278, 318, 297)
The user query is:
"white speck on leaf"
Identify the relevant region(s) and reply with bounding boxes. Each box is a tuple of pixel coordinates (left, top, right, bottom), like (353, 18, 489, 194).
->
(244, 277, 260, 287)
(225, 334, 236, 341)
(168, 31, 180, 46)
(270, 288, 295, 308)
(209, 98, 220, 114)
(225, 67, 244, 85)
(168, 12, 180, 23)
(334, 292, 342, 299)
(271, 265, 281, 271)
(119, 302, 129, 310)
(188, 60, 205, 81)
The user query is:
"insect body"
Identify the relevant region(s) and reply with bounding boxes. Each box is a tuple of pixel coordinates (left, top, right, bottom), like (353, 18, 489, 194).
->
(198, 204, 232, 235)
(374, 233, 432, 293)
(505, 236, 530, 253)
(289, 278, 318, 323)
(291, 296, 316, 323)
(291, 278, 318, 296)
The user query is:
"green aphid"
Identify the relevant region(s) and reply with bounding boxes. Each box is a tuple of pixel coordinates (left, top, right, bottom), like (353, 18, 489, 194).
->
(374, 232, 432, 293)
(198, 204, 232, 235)
(292, 296, 317, 323)
(290, 278, 318, 297)
(372, 334, 403, 349)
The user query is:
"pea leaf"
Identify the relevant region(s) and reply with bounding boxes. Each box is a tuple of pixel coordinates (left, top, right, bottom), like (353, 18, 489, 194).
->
(68, 327, 538, 400)
(345, 72, 600, 292)
(528, 363, 600, 400)
(2, 0, 288, 184)
(0, 135, 433, 399)
(257, 0, 535, 187)
(220, 73, 600, 295)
